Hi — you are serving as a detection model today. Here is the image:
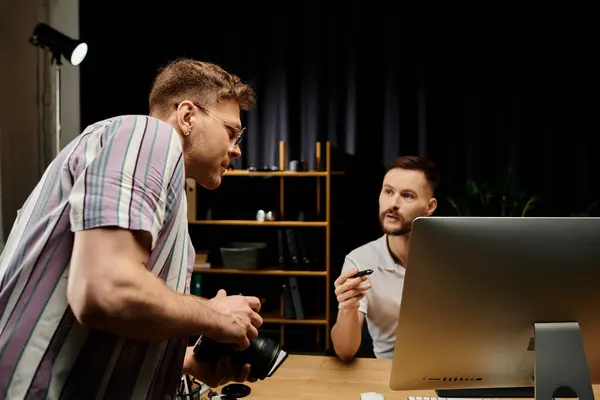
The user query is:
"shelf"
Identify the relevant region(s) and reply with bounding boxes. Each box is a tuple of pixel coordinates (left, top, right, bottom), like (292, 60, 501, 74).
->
(189, 220, 327, 227)
(224, 170, 325, 177)
(193, 267, 327, 276)
(186, 141, 334, 351)
(223, 170, 345, 177)
(261, 311, 327, 325)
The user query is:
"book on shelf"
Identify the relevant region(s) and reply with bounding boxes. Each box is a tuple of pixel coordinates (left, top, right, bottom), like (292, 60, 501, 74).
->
(281, 277, 304, 319)
(277, 228, 320, 271)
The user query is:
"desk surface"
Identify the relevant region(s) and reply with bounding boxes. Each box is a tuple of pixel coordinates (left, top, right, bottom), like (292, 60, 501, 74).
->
(216, 355, 600, 400)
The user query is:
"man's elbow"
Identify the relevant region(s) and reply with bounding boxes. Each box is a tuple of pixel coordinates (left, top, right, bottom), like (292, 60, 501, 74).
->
(67, 278, 129, 328)
(335, 350, 357, 362)
(332, 338, 358, 362)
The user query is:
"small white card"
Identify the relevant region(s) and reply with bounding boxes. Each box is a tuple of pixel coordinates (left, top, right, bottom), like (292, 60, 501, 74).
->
(361, 392, 384, 400)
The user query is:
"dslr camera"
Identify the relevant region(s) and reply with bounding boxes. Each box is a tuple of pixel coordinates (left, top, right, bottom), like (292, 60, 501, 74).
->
(193, 335, 288, 381)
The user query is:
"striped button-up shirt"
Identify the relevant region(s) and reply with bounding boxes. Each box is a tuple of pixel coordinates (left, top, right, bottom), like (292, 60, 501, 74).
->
(0, 115, 195, 399)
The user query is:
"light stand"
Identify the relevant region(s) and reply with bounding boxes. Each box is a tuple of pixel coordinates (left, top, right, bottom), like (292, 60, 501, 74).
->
(52, 51, 62, 157)
(29, 23, 87, 158)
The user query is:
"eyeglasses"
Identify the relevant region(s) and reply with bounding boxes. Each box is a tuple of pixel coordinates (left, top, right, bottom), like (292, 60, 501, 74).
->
(174, 102, 246, 147)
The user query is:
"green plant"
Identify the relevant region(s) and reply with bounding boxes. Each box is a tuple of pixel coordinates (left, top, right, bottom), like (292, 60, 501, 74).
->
(446, 167, 539, 217)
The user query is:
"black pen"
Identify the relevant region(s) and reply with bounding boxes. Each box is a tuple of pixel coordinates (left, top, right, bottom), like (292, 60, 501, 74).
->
(351, 269, 373, 278)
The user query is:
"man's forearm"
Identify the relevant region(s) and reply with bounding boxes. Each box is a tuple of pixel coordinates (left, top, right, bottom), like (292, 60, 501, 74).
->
(331, 308, 363, 361)
(73, 263, 218, 341)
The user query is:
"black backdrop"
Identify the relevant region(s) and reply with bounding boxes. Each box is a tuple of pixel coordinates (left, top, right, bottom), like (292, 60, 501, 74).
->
(79, 0, 600, 250)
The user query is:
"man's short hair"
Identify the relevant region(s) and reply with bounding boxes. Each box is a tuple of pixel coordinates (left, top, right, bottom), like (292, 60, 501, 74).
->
(387, 155, 441, 192)
(149, 58, 256, 116)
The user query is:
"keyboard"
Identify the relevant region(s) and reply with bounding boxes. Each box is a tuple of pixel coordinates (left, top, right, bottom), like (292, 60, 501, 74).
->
(408, 398, 483, 400)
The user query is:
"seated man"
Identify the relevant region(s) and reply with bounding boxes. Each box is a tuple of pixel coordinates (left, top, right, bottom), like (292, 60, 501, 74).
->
(331, 156, 440, 360)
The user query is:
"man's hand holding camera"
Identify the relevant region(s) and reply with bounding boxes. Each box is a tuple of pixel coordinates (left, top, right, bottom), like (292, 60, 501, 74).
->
(208, 289, 263, 349)
(183, 346, 255, 388)
(184, 289, 263, 387)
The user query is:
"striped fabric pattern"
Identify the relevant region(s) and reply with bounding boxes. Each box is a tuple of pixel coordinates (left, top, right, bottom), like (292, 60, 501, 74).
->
(0, 115, 195, 400)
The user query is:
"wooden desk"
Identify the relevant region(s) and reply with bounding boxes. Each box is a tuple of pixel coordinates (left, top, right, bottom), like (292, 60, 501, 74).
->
(215, 355, 600, 400)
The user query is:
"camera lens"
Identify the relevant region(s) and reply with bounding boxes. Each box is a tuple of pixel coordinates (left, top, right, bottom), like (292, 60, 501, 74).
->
(246, 337, 280, 380)
(193, 335, 285, 381)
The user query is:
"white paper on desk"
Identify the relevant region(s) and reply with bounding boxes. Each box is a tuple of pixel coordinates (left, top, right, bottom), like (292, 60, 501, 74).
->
(361, 392, 384, 400)
(268, 349, 288, 377)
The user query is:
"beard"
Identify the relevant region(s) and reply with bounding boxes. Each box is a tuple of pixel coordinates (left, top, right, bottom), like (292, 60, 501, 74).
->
(379, 209, 412, 236)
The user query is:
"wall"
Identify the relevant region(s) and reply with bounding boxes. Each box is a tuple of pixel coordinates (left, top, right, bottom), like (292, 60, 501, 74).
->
(49, 0, 82, 149)
(0, 0, 80, 241)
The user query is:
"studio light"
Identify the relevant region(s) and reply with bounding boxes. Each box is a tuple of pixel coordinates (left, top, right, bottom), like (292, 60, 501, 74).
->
(29, 23, 88, 156)
(29, 23, 88, 66)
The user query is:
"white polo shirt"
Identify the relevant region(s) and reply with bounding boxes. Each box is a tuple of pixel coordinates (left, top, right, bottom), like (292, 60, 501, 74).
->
(338, 234, 405, 359)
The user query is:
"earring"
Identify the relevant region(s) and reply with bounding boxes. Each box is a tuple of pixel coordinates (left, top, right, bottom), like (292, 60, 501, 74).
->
(185, 128, 191, 136)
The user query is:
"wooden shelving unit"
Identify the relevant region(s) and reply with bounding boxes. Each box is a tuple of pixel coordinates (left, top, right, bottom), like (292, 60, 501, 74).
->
(260, 312, 328, 325)
(186, 141, 339, 352)
(193, 265, 327, 277)
(189, 220, 327, 227)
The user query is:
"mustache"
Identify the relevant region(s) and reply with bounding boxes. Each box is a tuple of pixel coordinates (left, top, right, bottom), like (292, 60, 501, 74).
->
(381, 209, 401, 218)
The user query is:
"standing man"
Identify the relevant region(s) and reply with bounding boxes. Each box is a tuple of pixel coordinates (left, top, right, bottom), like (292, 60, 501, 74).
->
(0, 59, 262, 399)
(331, 156, 440, 361)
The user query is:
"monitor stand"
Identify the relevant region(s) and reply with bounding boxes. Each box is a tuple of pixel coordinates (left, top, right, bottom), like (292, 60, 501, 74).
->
(436, 322, 594, 400)
(534, 322, 594, 400)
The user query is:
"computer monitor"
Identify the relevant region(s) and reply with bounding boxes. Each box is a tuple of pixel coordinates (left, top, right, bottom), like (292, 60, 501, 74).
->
(389, 217, 600, 400)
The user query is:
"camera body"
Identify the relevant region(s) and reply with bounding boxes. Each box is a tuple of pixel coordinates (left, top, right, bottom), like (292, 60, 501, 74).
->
(193, 335, 286, 381)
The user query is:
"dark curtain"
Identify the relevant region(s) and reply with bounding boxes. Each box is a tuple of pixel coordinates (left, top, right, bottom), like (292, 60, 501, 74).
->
(80, 0, 420, 164)
(80, 0, 599, 223)
(422, 1, 599, 217)
(231, 0, 422, 172)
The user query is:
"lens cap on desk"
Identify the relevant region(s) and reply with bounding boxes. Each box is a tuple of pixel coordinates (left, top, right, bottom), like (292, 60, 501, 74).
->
(221, 383, 251, 398)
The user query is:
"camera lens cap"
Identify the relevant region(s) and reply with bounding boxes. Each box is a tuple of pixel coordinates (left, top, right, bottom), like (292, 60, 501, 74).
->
(221, 383, 251, 398)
